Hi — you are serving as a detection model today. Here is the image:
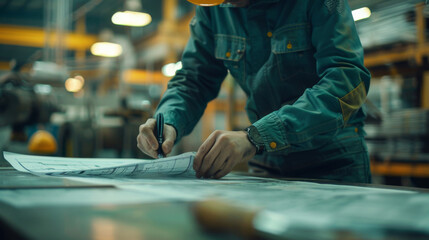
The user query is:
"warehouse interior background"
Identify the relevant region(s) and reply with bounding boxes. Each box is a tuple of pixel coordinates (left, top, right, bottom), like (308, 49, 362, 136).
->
(1, 0, 429, 187)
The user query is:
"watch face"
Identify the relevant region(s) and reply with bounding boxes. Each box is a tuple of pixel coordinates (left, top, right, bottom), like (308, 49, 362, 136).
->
(249, 126, 264, 145)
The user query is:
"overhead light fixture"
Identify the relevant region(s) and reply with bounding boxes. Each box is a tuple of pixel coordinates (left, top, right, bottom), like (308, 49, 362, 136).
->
(65, 75, 85, 93)
(352, 7, 371, 22)
(162, 62, 182, 77)
(90, 42, 123, 57)
(112, 11, 152, 27)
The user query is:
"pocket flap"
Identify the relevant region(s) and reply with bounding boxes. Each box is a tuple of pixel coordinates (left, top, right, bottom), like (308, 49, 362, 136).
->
(272, 24, 312, 54)
(214, 34, 246, 62)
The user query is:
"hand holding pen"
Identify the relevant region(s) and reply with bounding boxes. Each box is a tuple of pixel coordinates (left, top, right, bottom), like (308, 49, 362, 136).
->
(136, 113, 177, 159)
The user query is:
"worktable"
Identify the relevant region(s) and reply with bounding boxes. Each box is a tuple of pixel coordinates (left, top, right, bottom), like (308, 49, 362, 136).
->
(0, 169, 220, 240)
(1, 167, 429, 240)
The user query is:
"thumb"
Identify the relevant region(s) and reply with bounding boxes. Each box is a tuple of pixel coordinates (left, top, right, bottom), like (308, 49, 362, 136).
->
(162, 125, 176, 155)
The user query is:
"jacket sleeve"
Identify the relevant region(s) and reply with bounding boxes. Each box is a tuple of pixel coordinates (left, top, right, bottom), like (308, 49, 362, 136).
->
(252, 0, 371, 154)
(155, 7, 228, 142)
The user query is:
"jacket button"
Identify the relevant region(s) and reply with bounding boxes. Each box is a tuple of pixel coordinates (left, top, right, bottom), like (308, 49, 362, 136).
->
(270, 142, 277, 149)
(267, 31, 273, 38)
(225, 52, 231, 58)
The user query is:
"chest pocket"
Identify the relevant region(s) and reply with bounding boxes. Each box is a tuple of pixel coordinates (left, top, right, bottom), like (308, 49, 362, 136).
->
(271, 23, 317, 84)
(214, 34, 246, 82)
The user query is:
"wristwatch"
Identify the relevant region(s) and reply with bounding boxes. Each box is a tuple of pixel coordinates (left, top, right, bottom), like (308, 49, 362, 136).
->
(245, 125, 265, 154)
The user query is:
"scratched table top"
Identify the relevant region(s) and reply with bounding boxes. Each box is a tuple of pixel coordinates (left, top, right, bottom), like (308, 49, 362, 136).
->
(1, 168, 429, 240)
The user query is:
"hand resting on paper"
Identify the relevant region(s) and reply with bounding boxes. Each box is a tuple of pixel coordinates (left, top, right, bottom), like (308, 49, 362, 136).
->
(194, 130, 256, 179)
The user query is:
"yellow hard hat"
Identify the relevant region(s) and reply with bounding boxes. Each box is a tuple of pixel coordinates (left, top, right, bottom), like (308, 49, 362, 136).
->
(187, 0, 224, 6)
(28, 130, 58, 154)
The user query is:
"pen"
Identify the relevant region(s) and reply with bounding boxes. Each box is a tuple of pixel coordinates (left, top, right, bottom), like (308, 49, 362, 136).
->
(156, 113, 165, 158)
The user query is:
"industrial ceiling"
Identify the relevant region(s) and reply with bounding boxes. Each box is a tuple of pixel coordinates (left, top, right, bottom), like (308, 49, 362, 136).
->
(0, 0, 426, 71)
(0, 0, 193, 67)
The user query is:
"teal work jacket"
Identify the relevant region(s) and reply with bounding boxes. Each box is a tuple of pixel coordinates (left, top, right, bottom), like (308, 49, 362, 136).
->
(156, 0, 371, 179)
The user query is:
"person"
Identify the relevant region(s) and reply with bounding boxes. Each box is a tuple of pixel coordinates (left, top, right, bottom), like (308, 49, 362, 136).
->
(137, 0, 371, 183)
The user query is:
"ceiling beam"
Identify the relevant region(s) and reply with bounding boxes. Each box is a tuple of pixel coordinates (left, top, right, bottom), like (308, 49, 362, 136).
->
(0, 24, 98, 51)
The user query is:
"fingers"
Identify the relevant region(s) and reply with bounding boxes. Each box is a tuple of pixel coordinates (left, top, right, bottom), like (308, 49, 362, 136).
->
(199, 140, 222, 178)
(136, 134, 158, 158)
(141, 118, 158, 149)
(205, 147, 228, 178)
(162, 125, 176, 155)
(213, 155, 235, 179)
(195, 130, 234, 179)
(162, 139, 174, 156)
(137, 118, 159, 158)
(194, 131, 219, 174)
(214, 164, 233, 179)
(137, 119, 178, 158)
(144, 138, 158, 158)
(195, 130, 256, 179)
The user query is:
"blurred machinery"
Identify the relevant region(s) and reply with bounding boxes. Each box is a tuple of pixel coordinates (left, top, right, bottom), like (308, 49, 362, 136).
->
(0, 60, 61, 146)
(0, 62, 59, 130)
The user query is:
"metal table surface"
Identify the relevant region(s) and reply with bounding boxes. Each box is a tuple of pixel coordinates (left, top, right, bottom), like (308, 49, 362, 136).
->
(1, 168, 429, 240)
(0, 169, 232, 240)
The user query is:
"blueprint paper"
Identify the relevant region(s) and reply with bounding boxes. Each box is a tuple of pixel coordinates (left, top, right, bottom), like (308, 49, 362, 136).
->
(3, 151, 196, 177)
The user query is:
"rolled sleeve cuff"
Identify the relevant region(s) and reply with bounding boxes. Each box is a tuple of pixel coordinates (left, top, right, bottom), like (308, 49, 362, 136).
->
(252, 112, 290, 153)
